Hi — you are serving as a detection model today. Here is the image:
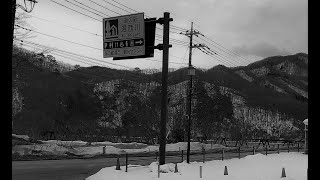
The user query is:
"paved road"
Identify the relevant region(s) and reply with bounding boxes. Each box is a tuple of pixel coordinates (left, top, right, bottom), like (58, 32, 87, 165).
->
(12, 148, 300, 180)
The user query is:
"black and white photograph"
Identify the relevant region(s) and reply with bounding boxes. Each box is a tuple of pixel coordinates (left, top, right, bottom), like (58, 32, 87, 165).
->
(11, 0, 308, 179)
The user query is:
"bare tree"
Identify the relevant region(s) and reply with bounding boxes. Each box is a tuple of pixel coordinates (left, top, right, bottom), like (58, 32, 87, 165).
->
(14, 12, 36, 42)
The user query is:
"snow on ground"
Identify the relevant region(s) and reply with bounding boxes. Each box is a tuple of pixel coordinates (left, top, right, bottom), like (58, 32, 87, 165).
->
(13, 137, 225, 156)
(86, 152, 308, 180)
(91, 141, 147, 147)
(12, 134, 30, 141)
(12, 143, 71, 156)
(40, 140, 88, 147)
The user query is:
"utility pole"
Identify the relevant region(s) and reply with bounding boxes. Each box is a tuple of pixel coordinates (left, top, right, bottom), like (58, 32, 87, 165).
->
(181, 22, 205, 164)
(159, 12, 172, 165)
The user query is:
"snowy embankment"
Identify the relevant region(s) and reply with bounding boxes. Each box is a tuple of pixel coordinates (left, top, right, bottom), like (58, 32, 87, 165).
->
(12, 134, 225, 157)
(86, 152, 308, 180)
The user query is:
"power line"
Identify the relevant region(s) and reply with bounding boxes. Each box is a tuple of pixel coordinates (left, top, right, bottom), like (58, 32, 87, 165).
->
(64, 0, 106, 18)
(50, 0, 101, 22)
(100, 0, 189, 33)
(87, 0, 122, 16)
(16, 24, 102, 51)
(18, 39, 188, 69)
(99, 0, 133, 14)
(19, 41, 158, 81)
(30, 14, 188, 48)
(20, 41, 162, 82)
(197, 46, 234, 67)
(29, 14, 102, 37)
(180, 46, 189, 64)
(17, 39, 132, 69)
(20, 43, 141, 83)
(72, 0, 112, 17)
(194, 36, 244, 66)
(18, 42, 101, 67)
(16, 25, 188, 67)
(198, 35, 255, 65)
(108, 0, 139, 13)
(52, 0, 187, 46)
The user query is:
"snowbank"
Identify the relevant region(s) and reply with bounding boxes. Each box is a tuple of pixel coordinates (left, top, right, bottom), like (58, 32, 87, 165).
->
(40, 140, 88, 147)
(74, 145, 126, 156)
(12, 134, 30, 141)
(12, 139, 225, 157)
(149, 162, 178, 173)
(86, 152, 308, 180)
(12, 143, 71, 156)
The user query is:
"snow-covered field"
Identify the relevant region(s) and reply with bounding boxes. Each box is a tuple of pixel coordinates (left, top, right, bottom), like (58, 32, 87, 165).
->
(12, 134, 225, 156)
(86, 152, 308, 180)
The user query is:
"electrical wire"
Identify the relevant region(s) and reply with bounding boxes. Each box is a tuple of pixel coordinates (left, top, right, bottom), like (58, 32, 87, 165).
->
(87, 0, 123, 16)
(50, 0, 101, 22)
(17, 39, 188, 68)
(16, 24, 102, 51)
(29, 14, 102, 37)
(100, 0, 133, 14)
(64, 0, 107, 18)
(197, 35, 254, 65)
(194, 38, 241, 66)
(72, 0, 112, 17)
(17, 39, 131, 69)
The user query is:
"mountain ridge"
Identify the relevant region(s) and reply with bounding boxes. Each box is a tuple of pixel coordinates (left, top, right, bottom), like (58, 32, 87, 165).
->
(12, 47, 308, 141)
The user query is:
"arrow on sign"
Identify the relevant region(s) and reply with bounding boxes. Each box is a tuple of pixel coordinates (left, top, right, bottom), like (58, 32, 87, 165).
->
(135, 40, 143, 45)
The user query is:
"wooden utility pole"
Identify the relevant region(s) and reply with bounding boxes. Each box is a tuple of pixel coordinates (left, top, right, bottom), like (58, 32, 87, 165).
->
(181, 22, 205, 164)
(159, 12, 172, 165)
(187, 22, 194, 164)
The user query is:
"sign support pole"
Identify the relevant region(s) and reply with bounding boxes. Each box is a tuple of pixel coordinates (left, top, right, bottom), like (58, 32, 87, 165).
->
(159, 12, 171, 165)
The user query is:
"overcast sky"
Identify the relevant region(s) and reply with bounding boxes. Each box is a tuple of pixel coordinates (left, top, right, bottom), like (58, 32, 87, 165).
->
(15, 0, 308, 70)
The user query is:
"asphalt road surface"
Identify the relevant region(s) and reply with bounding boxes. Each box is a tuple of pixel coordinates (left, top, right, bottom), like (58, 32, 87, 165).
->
(12, 148, 300, 180)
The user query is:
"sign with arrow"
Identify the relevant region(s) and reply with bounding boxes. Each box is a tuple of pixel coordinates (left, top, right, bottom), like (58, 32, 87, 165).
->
(103, 13, 145, 58)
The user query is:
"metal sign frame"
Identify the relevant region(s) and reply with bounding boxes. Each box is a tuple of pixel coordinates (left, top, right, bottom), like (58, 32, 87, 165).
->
(103, 13, 145, 58)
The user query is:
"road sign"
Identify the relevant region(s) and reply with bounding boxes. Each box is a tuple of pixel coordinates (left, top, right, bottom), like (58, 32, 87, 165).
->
(113, 17, 157, 60)
(103, 13, 145, 58)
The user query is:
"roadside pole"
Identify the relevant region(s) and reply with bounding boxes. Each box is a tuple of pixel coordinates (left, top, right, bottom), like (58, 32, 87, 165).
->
(159, 12, 172, 165)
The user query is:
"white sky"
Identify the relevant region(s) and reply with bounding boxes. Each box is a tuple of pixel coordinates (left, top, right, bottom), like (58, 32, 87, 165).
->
(15, 0, 308, 70)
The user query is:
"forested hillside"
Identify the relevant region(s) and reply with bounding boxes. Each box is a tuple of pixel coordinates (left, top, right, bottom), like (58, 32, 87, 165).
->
(12, 45, 308, 143)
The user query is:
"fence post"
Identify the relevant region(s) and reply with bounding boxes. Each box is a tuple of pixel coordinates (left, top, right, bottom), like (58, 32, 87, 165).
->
(200, 166, 202, 178)
(203, 149, 205, 163)
(181, 150, 184, 162)
(103, 146, 106, 155)
(266, 146, 268, 156)
(125, 153, 128, 172)
(253, 146, 255, 155)
(156, 151, 158, 161)
(238, 146, 241, 159)
(278, 144, 280, 154)
(158, 164, 160, 178)
(222, 148, 224, 161)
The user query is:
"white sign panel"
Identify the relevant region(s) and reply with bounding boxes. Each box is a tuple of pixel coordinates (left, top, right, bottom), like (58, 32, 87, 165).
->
(103, 13, 145, 58)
